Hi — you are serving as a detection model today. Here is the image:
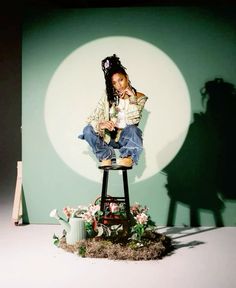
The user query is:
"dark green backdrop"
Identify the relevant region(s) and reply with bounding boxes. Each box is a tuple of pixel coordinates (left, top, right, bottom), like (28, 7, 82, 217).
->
(22, 7, 236, 226)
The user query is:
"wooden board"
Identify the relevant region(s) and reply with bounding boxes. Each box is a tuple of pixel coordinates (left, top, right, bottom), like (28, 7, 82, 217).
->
(12, 161, 22, 225)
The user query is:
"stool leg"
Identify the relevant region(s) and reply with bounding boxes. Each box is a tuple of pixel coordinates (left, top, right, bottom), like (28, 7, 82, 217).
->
(100, 170, 109, 213)
(122, 170, 131, 220)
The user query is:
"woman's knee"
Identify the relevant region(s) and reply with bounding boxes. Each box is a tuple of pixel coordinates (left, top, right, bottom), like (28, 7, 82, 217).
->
(124, 125, 142, 136)
(83, 124, 95, 139)
(83, 125, 95, 137)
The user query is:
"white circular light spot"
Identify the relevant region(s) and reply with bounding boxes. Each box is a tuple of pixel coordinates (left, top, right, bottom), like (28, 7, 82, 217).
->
(45, 36, 191, 183)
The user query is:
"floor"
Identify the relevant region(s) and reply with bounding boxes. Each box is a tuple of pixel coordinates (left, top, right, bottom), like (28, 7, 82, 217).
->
(1, 190, 236, 288)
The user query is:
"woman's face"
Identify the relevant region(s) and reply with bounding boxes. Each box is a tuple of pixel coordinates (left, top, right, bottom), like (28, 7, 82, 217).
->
(111, 73, 129, 95)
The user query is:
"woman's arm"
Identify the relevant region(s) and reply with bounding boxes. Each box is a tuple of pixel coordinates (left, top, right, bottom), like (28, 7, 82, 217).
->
(86, 94, 109, 134)
(126, 92, 148, 125)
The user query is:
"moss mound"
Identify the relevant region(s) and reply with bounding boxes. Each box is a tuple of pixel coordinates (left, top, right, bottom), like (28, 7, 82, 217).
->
(58, 232, 172, 261)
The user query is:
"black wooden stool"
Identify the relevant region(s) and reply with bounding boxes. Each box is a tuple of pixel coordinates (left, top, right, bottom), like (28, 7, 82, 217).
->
(98, 164, 132, 226)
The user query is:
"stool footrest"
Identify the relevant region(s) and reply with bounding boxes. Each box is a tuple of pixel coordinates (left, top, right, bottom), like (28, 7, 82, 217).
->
(102, 217, 131, 225)
(103, 197, 126, 201)
(103, 217, 129, 221)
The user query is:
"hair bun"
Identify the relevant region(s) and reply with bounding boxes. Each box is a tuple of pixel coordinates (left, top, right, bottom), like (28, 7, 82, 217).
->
(101, 54, 126, 75)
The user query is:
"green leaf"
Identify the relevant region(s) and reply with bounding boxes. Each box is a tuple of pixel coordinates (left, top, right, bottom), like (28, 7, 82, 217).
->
(53, 239, 60, 247)
(79, 246, 86, 257)
(53, 233, 58, 239)
(52, 234, 60, 246)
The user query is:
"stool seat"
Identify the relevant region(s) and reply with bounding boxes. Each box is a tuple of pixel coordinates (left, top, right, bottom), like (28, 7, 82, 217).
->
(98, 164, 132, 226)
(98, 164, 132, 170)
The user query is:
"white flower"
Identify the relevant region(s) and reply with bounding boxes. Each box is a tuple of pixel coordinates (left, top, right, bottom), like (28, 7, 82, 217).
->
(104, 59, 109, 69)
(49, 209, 60, 220)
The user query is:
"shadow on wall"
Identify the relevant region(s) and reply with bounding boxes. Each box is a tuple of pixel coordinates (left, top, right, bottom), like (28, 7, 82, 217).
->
(164, 78, 236, 226)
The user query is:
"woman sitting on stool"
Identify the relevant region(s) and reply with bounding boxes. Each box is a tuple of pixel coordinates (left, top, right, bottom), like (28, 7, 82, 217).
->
(79, 54, 147, 168)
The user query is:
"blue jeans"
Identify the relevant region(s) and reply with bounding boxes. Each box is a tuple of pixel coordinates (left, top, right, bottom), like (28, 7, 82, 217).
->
(78, 124, 143, 164)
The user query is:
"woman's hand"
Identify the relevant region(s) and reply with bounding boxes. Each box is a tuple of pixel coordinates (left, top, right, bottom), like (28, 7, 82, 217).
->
(123, 86, 137, 104)
(118, 86, 135, 99)
(99, 120, 115, 131)
(124, 86, 135, 98)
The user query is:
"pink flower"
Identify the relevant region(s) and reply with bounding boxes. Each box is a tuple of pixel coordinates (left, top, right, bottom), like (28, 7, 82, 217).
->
(88, 204, 100, 216)
(109, 203, 119, 213)
(63, 206, 75, 218)
(81, 211, 94, 223)
(130, 202, 141, 215)
(135, 213, 148, 225)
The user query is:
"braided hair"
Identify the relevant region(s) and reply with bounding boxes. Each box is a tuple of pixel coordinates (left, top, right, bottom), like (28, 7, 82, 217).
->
(101, 54, 136, 107)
